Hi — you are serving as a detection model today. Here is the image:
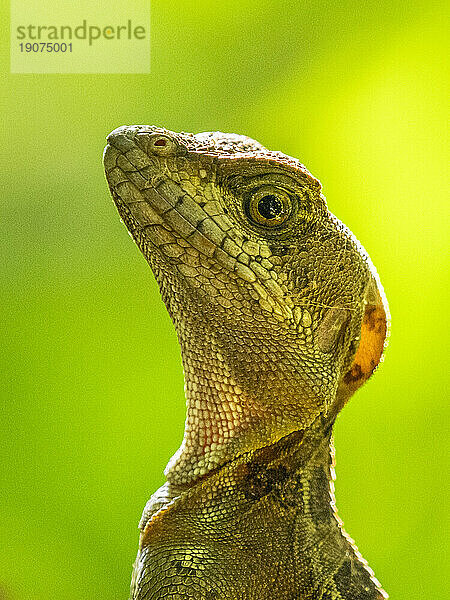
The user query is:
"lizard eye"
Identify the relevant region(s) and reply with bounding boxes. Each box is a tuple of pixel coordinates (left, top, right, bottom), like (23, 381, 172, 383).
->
(247, 186, 292, 228)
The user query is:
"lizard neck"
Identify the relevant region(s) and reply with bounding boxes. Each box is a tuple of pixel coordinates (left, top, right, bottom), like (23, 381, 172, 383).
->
(140, 416, 386, 599)
(164, 312, 328, 486)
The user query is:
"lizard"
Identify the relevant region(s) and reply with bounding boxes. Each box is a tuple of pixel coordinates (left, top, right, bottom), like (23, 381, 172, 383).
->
(103, 125, 390, 600)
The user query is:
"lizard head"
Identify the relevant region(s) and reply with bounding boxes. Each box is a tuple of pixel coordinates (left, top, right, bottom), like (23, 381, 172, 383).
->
(104, 126, 389, 483)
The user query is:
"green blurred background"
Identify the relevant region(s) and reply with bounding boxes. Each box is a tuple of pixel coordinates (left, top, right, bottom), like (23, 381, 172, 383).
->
(1, 1, 448, 599)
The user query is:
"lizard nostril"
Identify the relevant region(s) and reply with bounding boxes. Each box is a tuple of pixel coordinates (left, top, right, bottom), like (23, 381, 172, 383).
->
(140, 133, 178, 155)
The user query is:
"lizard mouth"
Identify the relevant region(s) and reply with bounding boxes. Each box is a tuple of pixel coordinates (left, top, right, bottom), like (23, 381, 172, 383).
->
(103, 126, 227, 270)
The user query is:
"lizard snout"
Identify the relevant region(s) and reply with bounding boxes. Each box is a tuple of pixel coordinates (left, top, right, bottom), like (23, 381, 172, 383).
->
(106, 125, 140, 152)
(107, 125, 183, 158)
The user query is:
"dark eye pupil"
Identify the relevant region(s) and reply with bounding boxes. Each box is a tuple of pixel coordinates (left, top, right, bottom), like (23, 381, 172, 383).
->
(257, 195, 282, 219)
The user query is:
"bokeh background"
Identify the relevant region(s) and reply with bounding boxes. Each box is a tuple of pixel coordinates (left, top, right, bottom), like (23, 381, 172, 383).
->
(1, 1, 448, 599)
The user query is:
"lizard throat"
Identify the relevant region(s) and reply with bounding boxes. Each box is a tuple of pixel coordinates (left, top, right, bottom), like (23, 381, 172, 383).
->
(162, 307, 336, 487)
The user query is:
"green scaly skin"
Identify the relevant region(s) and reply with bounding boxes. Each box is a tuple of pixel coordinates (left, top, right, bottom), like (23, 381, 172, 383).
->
(103, 126, 389, 600)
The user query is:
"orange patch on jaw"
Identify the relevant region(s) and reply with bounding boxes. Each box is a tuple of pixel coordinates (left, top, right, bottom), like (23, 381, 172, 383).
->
(353, 301, 387, 378)
(339, 286, 388, 401)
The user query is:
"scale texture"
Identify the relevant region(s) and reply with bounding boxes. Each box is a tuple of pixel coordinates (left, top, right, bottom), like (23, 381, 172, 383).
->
(103, 126, 389, 600)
